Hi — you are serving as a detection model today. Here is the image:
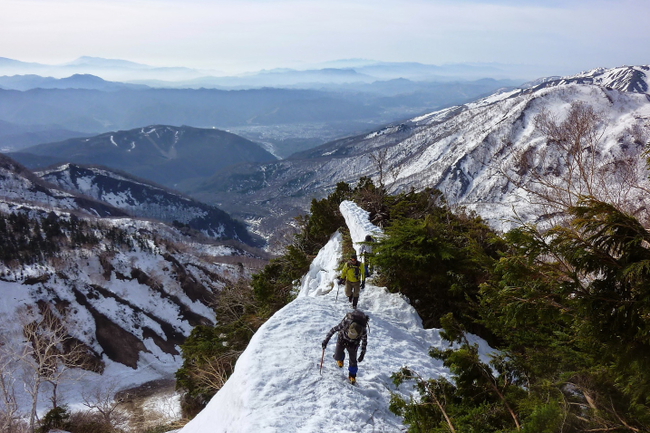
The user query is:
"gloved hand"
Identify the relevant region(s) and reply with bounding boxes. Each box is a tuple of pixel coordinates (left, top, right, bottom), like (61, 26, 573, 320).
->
(361, 280, 365, 290)
(358, 352, 365, 363)
(337, 277, 345, 285)
(322, 340, 327, 350)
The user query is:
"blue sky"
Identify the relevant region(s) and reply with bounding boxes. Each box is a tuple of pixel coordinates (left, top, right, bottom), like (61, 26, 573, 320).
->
(1, 0, 648, 76)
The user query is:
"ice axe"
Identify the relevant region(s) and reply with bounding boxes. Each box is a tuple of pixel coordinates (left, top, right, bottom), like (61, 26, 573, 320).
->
(335, 277, 343, 302)
(319, 347, 325, 375)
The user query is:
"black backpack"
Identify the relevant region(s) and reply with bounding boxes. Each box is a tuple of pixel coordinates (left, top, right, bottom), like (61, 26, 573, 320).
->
(353, 264, 361, 280)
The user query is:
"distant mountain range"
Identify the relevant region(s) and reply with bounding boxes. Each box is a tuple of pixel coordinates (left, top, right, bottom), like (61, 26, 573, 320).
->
(0, 56, 541, 84)
(0, 55, 208, 82)
(8, 65, 649, 248)
(0, 57, 530, 159)
(0, 73, 147, 91)
(6, 62, 647, 250)
(0, 76, 517, 156)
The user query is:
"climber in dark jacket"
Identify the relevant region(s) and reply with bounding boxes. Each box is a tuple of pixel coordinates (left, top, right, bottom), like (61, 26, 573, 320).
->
(322, 310, 368, 384)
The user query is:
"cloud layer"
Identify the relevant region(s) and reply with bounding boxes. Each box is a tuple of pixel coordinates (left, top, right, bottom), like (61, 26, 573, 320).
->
(1, 0, 648, 75)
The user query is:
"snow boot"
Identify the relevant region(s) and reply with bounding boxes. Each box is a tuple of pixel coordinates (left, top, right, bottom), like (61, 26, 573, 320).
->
(337, 360, 344, 368)
(349, 374, 356, 384)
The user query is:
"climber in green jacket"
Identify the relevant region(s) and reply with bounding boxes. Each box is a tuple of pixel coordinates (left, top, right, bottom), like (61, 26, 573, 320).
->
(339, 254, 365, 309)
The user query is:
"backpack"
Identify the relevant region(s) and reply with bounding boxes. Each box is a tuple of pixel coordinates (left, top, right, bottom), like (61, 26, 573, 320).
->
(347, 322, 362, 339)
(353, 264, 360, 281)
(344, 310, 369, 340)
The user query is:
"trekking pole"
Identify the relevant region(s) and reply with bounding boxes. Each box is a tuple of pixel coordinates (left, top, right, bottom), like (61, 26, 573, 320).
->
(319, 348, 326, 375)
(335, 281, 340, 303)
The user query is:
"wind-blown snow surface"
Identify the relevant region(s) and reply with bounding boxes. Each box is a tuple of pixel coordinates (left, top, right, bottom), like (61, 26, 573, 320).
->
(180, 201, 491, 433)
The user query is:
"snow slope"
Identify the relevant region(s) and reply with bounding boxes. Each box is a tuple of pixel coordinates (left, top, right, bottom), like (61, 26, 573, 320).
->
(0, 158, 254, 424)
(179, 201, 491, 433)
(0, 214, 244, 420)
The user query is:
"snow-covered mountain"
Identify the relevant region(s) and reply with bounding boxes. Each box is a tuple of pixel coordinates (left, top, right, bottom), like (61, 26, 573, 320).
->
(36, 163, 261, 245)
(179, 201, 492, 433)
(194, 65, 650, 237)
(528, 65, 650, 93)
(9, 125, 278, 189)
(0, 153, 266, 428)
(177, 67, 650, 431)
(0, 153, 128, 217)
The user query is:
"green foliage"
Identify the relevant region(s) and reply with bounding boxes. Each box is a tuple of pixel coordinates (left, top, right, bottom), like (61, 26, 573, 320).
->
(372, 189, 505, 334)
(38, 406, 71, 433)
(294, 181, 352, 255)
(391, 368, 460, 433)
(252, 244, 311, 312)
(518, 402, 565, 433)
(391, 198, 650, 432)
(175, 277, 263, 417)
(481, 199, 650, 414)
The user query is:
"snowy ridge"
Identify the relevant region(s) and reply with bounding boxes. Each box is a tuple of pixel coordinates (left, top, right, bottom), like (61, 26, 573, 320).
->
(339, 200, 383, 255)
(541, 65, 650, 95)
(180, 201, 492, 433)
(0, 154, 127, 217)
(37, 163, 258, 244)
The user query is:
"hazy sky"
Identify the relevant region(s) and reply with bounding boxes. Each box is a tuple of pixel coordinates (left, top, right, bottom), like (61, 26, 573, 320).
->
(1, 0, 649, 75)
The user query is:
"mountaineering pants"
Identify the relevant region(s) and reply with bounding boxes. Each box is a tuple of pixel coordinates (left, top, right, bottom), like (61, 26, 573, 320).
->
(345, 280, 361, 298)
(334, 338, 360, 375)
(345, 279, 361, 308)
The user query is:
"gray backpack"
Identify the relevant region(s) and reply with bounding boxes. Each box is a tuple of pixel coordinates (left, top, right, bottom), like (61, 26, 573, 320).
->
(344, 310, 368, 340)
